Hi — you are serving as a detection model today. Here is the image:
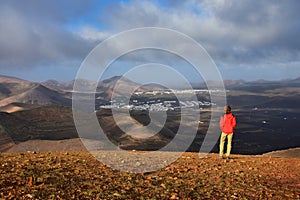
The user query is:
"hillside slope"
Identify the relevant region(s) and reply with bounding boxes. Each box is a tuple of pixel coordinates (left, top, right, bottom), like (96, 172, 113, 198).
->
(263, 147, 300, 158)
(0, 76, 36, 101)
(0, 151, 298, 199)
(0, 105, 77, 142)
(0, 84, 71, 106)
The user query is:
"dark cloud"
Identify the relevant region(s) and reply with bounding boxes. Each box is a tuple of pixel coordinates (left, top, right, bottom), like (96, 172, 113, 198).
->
(1, 0, 95, 24)
(0, 0, 97, 68)
(202, 0, 300, 71)
(101, 0, 300, 66)
(1, 0, 299, 81)
(209, 0, 300, 47)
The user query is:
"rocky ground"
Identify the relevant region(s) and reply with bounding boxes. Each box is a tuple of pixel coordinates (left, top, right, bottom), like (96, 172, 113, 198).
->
(0, 151, 299, 199)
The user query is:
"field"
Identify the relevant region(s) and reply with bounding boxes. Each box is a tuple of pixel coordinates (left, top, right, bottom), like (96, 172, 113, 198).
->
(0, 151, 299, 199)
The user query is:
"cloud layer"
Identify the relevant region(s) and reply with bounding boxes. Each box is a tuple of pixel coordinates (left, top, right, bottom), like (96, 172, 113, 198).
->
(0, 0, 96, 69)
(0, 0, 299, 81)
(102, 1, 300, 61)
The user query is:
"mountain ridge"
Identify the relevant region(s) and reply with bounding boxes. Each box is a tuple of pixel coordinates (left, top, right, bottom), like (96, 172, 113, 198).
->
(0, 74, 299, 108)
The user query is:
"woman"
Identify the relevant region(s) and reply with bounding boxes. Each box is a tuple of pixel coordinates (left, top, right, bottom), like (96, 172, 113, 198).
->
(219, 105, 236, 160)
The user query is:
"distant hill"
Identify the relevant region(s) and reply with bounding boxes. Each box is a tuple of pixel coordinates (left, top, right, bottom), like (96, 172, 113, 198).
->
(1, 74, 299, 108)
(190, 77, 300, 90)
(97, 76, 168, 98)
(0, 84, 71, 106)
(0, 75, 149, 107)
(0, 105, 77, 142)
(226, 78, 300, 91)
(0, 75, 36, 101)
(263, 147, 300, 158)
(42, 79, 73, 91)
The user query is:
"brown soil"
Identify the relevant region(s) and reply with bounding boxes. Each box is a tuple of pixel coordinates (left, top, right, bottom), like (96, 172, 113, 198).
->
(0, 151, 299, 199)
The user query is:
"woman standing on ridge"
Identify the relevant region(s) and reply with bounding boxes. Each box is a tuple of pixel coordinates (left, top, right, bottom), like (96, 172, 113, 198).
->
(219, 105, 236, 160)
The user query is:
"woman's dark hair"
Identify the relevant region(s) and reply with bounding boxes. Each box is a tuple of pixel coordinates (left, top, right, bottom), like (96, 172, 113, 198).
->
(224, 105, 231, 113)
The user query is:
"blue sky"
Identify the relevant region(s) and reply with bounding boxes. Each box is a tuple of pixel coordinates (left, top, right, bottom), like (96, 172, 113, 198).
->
(0, 0, 300, 83)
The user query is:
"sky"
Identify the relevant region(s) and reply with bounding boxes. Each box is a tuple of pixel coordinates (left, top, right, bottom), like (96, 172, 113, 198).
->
(0, 0, 300, 84)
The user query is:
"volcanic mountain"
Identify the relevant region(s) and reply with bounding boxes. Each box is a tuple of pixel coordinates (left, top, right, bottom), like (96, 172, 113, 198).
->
(0, 75, 167, 108)
(0, 75, 36, 100)
(0, 84, 71, 107)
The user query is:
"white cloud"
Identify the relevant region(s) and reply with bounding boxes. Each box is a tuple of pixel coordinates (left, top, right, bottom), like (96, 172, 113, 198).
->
(78, 26, 109, 42)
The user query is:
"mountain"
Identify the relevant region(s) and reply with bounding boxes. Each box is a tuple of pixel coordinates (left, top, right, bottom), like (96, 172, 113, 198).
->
(97, 76, 167, 97)
(0, 75, 71, 107)
(191, 77, 300, 91)
(0, 75, 37, 101)
(101, 76, 138, 88)
(226, 78, 300, 91)
(0, 74, 299, 110)
(42, 79, 70, 92)
(3, 75, 300, 107)
(0, 84, 71, 107)
(0, 74, 28, 82)
(43, 79, 99, 92)
(0, 75, 166, 107)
